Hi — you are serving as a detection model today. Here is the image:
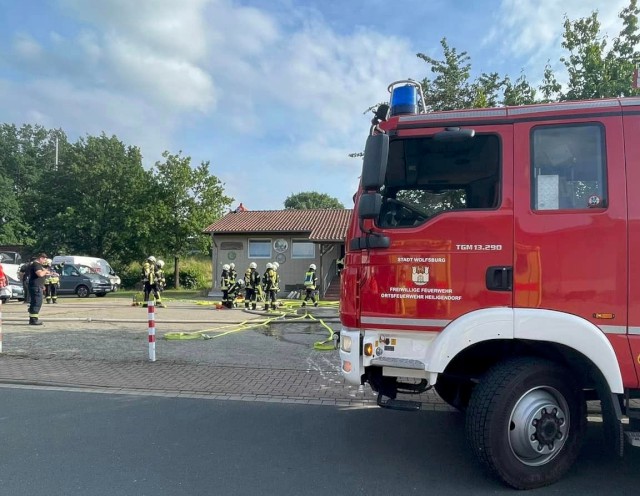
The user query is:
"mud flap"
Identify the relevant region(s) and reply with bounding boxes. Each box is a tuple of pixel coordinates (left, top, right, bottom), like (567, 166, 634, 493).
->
(601, 392, 624, 457)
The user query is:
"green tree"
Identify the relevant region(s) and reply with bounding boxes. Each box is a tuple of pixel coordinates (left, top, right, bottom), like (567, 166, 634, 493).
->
(284, 191, 344, 209)
(539, 63, 563, 103)
(0, 123, 57, 247)
(152, 151, 232, 288)
(502, 72, 537, 106)
(417, 38, 519, 111)
(549, 0, 640, 100)
(40, 133, 153, 264)
(0, 173, 28, 244)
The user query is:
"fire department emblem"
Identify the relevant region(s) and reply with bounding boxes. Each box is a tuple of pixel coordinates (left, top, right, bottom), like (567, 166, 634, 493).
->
(412, 266, 429, 286)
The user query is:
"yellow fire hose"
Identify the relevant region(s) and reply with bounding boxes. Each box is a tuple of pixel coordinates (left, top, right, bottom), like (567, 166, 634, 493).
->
(162, 300, 338, 351)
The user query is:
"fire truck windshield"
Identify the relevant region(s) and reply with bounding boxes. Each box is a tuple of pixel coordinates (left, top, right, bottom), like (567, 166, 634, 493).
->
(377, 133, 500, 228)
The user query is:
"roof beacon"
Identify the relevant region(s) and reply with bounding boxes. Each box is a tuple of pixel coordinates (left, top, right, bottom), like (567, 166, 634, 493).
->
(388, 80, 426, 117)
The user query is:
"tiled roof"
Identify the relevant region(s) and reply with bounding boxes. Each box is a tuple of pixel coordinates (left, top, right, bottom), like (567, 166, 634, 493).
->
(203, 209, 353, 242)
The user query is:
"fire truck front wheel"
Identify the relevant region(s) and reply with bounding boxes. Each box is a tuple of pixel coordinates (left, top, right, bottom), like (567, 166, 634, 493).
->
(465, 357, 586, 489)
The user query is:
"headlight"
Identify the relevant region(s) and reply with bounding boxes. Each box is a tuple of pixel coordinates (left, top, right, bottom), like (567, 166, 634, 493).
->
(341, 335, 352, 352)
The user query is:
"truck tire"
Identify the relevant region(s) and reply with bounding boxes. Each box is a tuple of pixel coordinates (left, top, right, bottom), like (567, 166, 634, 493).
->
(465, 357, 586, 489)
(76, 285, 90, 298)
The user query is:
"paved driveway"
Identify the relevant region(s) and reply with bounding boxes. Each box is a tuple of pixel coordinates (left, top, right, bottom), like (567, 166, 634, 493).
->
(0, 297, 448, 408)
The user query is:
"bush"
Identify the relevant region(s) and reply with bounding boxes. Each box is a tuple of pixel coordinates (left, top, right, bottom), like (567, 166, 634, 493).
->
(120, 261, 145, 290)
(165, 258, 211, 289)
(120, 257, 212, 291)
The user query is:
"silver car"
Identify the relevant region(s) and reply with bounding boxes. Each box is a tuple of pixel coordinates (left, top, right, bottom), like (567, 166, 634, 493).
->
(8, 276, 24, 301)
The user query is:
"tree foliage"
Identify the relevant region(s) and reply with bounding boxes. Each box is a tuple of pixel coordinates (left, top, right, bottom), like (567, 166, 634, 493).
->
(284, 191, 344, 209)
(368, 0, 640, 121)
(554, 0, 640, 100)
(151, 151, 233, 287)
(0, 126, 232, 275)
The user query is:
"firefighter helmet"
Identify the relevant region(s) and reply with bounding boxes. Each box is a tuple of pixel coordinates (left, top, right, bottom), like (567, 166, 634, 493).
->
(266, 263, 273, 270)
(223, 264, 230, 271)
(309, 263, 316, 270)
(157, 260, 165, 268)
(147, 256, 156, 263)
(272, 262, 279, 270)
(230, 263, 235, 269)
(249, 262, 257, 269)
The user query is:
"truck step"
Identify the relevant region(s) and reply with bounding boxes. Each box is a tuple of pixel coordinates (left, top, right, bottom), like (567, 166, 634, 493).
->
(625, 431, 640, 447)
(377, 394, 422, 411)
(626, 407, 640, 419)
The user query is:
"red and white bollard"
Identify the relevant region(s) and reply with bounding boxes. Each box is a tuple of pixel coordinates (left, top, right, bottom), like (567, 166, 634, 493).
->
(0, 298, 3, 353)
(147, 299, 156, 362)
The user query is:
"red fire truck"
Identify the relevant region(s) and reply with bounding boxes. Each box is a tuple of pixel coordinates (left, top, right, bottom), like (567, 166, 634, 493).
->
(339, 80, 640, 489)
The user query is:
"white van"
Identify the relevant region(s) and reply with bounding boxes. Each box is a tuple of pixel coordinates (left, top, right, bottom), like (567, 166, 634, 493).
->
(52, 255, 121, 291)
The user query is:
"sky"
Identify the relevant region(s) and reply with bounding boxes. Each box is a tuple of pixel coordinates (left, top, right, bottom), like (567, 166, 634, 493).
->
(0, 0, 631, 211)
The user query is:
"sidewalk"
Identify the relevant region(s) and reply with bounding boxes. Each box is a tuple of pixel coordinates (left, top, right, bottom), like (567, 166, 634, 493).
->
(0, 298, 451, 410)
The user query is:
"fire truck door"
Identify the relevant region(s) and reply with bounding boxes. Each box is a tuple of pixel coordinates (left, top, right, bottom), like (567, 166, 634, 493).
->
(359, 125, 514, 328)
(513, 117, 630, 370)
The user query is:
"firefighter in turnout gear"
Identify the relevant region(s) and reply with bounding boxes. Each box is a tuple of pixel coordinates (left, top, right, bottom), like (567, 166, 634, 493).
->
(244, 262, 261, 310)
(142, 256, 160, 307)
(44, 259, 61, 304)
(262, 262, 279, 311)
(220, 264, 232, 308)
(302, 263, 319, 307)
(154, 259, 166, 308)
(229, 263, 237, 283)
(226, 278, 245, 308)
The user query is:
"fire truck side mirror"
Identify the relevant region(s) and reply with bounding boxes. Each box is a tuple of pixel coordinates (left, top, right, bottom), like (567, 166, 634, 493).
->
(358, 192, 383, 219)
(361, 134, 389, 191)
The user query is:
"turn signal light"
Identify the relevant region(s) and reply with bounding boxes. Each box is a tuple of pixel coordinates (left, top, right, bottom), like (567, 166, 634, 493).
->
(593, 313, 615, 319)
(364, 343, 373, 356)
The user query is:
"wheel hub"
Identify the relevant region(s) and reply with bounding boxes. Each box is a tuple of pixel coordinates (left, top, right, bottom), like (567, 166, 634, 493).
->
(509, 388, 569, 466)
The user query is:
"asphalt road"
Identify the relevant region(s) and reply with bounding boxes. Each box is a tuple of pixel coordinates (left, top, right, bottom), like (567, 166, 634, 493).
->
(2, 387, 640, 495)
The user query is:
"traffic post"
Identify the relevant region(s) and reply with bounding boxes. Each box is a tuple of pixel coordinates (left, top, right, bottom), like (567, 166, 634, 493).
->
(147, 299, 156, 362)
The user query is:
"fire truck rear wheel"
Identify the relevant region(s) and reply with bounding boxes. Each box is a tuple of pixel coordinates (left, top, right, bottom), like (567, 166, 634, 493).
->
(465, 357, 586, 489)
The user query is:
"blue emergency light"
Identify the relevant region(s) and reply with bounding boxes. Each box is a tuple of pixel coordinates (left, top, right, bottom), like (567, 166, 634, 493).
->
(390, 85, 417, 116)
(387, 80, 425, 117)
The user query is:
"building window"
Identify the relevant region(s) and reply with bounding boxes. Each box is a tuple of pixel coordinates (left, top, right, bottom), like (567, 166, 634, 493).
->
(291, 241, 315, 258)
(220, 241, 243, 250)
(531, 124, 607, 210)
(249, 239, 271, 258)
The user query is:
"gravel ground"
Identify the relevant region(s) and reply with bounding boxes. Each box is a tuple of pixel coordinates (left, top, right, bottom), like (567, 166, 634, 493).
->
(0, 297, 342, 371)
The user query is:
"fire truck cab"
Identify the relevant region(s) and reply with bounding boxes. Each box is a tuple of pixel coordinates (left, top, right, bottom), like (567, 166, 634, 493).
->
(339, 81, 640, 489)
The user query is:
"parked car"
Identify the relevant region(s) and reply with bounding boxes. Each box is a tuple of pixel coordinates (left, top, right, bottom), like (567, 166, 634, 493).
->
(0, 283, 10, 303)
(8, 275, 24, 301)
(52, 255, 121, 291)
(58, 264, 113, 298)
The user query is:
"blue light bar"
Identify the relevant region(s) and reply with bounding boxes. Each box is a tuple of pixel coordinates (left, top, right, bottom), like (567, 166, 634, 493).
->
(390, 85, 417, 116)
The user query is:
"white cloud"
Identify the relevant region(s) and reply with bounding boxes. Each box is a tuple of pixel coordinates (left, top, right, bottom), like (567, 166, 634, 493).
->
(59, 0, 217, 113)
(486, 0, 630, 67)
(13, 33, 43, 59)
(105, 35, 216, 111)
(2, 0, 425, 209)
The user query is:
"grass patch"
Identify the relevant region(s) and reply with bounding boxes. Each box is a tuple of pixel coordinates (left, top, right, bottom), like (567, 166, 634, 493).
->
(108, 289, 209, 300)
